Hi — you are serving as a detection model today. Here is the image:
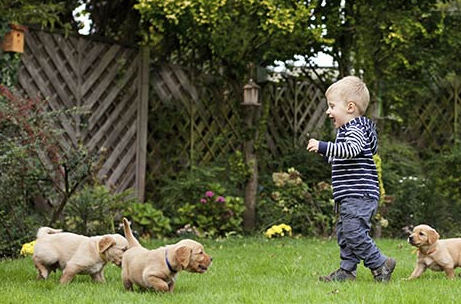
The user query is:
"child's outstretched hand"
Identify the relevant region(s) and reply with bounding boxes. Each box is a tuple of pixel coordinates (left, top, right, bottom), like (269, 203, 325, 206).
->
(307, 138, 319, 153)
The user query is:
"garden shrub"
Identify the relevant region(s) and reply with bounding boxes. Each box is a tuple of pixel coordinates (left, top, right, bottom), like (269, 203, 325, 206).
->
(421, 145, 461, 236)
(175, 184, 244, 237)
(0, 86, 117, 257)
(377, 136, 425, 237)
(0, 87, 57, 257)
(62, 184, 137, 236)
(257, 167, 334, 237)
(123, 201, 172, 238)
(380, 137, 461, 237)
(157, 164, 245, 237)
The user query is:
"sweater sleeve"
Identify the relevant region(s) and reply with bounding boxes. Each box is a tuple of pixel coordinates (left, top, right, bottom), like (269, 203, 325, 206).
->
(318, 126, 366, 159)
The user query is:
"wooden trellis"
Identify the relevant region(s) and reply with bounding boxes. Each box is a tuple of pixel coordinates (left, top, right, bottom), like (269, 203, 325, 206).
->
(264, 79, 327, 157)
(13, 28, 332, 203)
(400, 77, 461, 150)
(16, 27, 148, 200)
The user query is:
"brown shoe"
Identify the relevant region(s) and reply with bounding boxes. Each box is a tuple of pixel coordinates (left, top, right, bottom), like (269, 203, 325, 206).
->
(319, 268, 356, 282)
(371, 258, 396, 282)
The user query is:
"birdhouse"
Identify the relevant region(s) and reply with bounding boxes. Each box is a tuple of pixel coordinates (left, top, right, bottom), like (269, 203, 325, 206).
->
(2, 24, 26, 53)
(242, 79, 260, 106)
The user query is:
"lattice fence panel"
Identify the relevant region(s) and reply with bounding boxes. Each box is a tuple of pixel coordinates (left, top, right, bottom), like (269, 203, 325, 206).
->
(145, 65, 242, 193)
(400, 78, 461, 150)
(16, 28, 142, 194)
(264, 78, 327, 157)
(145, 67, 328, 201)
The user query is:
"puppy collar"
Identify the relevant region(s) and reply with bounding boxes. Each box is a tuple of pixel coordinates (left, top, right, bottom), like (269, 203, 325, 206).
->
(418, 247, 436, 255)
(165, 249, 177, 273)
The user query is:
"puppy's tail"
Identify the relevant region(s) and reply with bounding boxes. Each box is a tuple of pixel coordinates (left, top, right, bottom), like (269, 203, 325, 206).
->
(36, 227, 63, 239)
(123, 218, 141, 248)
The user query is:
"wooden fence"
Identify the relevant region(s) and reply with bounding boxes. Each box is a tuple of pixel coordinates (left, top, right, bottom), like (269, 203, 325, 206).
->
(20, 28, 461, 203)
(16, 28, 149, 201)
(399, 76, 461, 150)
(15, 28, 327, 202)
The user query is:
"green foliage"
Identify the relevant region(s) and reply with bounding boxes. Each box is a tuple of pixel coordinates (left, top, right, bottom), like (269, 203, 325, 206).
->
(381, 138, 461, 237)
(258, 167, 334, 237)
(421, 145, 461, 236)
(0, 86, 103, 257)
(134, 0, 328, 78)
(228, 150, 251, 187)
(0, 87, 56, 257)
(158, 165, 244, 237)
(378, 136, 424, 236)
(62, 185, 136, 236)
(378, 135, 423, 196)
(175, 184, 245, 238)
(1, 2, 66, 29)
(123, 202, 172, 238)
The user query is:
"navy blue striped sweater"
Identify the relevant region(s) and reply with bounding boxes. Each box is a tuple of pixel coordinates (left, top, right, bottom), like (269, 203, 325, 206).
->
(317, 116, 380, 203)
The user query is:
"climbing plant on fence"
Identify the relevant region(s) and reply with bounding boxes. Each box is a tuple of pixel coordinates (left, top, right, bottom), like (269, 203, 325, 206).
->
(144, 66, 329, 203)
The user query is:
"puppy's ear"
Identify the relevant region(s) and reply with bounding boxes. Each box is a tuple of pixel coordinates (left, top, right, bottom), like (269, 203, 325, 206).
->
(175, 246, 191, 269)
(428, 228, 440, 245)
(98, 236, 116, 253)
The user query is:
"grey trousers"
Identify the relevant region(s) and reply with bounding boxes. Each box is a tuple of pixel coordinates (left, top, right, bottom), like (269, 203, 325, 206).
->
(337, 196, 387, 272)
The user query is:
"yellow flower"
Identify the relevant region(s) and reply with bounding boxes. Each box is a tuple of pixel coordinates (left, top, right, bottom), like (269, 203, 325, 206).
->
(20, 240, 36, 256)
(264, 224, 292, 238)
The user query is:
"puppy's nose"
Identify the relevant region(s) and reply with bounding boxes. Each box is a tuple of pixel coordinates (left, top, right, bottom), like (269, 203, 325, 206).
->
(408, 236, 413, 242)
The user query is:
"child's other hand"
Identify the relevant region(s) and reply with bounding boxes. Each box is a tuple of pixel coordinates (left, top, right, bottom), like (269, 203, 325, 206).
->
(307, 138, 319, 153)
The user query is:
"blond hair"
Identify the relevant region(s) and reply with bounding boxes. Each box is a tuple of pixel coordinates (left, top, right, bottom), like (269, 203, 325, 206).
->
(325, 76, 370, 115)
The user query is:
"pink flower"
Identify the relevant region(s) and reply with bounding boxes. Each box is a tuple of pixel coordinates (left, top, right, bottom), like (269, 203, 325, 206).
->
(205, 191, 214, 197)
(200, 198, 207, 204)
(215, 196, 225, 203)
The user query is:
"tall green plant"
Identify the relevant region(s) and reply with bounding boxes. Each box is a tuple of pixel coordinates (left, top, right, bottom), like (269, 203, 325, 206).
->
(63, 184, 137, 236)
(0, 86, 96, 257)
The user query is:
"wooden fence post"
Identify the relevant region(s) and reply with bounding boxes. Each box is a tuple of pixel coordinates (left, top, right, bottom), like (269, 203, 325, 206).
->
(242, 79, 261, 231)
(136, 46, 150, 202)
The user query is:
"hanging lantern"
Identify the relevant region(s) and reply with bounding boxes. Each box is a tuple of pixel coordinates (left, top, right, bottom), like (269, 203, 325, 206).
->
(242, 79, 260, 106)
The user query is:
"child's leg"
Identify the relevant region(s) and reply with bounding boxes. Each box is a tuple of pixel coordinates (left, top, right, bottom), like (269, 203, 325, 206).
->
(339, 196, 387, 270)
(337, 217, 359, 273)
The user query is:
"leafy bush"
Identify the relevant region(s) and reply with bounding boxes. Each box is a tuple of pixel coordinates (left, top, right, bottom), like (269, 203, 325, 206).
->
(0, 86, 109, 257)
(123, 202, 172, 238)
(62, 184, 137, 236)
(377, 136, 424, 237)
(421, 146, 461, 236)
(257, 167, 334, 237)
(384, 176, 431, 236)
(158, 165, 244, 237)
(381, 138, 461, 237)
(175, 184, 244, 237)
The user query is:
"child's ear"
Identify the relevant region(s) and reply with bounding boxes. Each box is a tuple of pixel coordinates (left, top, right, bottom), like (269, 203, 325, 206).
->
(347, 101, 356, 113)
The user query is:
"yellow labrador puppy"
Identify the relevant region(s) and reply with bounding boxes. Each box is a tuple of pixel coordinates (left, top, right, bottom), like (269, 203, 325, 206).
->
(33, 226, 128, 284)
(407, 224, 461, 279)
(121, 218, 212, 292)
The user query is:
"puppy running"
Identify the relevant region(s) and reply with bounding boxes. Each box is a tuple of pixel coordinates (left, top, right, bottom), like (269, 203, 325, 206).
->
(33, 227, 128, 284)
(122, 217, 212, 292)
(407, 224, 461, 279)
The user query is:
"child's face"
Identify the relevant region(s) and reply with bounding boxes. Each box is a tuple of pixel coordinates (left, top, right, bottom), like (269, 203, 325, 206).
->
(325, 92, 356, 128)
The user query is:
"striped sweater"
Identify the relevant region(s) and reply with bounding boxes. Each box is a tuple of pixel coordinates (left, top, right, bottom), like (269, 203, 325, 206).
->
(317, 116, 380, 203)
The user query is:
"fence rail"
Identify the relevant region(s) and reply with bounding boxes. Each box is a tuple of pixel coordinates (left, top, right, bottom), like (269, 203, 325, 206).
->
(14, 28, 460, 202)
(16, 28, 148, 200)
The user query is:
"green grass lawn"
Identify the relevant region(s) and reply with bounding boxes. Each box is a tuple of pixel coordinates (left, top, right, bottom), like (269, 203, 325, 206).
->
(1, 237, 461, 304)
